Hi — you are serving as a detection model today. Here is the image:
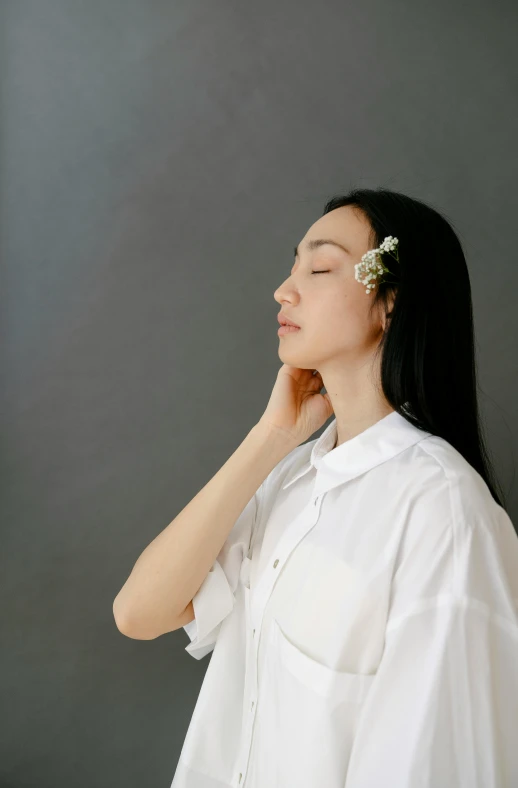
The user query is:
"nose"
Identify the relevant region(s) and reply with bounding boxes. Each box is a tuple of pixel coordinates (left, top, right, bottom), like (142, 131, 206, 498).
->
(273, 278, 295, 304)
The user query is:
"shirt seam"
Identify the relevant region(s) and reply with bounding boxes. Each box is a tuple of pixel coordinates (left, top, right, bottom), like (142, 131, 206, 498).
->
(385, 592, 518, 640)
(415, 438, 465, 598)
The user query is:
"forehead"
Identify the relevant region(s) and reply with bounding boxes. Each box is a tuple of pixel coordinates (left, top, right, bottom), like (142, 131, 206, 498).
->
(300, 206, 374, 255)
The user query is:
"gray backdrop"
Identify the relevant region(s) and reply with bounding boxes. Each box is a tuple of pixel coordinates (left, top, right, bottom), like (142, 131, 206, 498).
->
(2, 1, 517, 786)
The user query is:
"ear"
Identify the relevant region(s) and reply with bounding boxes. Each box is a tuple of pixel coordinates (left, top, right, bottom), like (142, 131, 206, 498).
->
(380, 288, 397, 332)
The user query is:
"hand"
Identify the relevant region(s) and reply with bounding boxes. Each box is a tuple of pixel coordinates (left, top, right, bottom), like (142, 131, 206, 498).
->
(258, 364, 334, 447)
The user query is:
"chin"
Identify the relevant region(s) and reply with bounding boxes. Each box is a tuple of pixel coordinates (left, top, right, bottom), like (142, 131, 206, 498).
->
(278, 347, 320, 370)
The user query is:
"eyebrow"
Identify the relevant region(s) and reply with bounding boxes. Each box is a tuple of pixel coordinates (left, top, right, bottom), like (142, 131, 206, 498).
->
(293, 238, 351, 258)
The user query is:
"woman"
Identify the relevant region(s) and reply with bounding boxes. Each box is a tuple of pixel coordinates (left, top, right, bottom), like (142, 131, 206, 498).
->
(114, 187, 518, 787)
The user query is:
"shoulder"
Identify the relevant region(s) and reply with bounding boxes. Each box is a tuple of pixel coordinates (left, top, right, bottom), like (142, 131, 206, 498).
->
(413, 435, 508, 535)
(387, 433, 514, 575)
(387, 436, 518, 629)
(396, 435, 518, 612)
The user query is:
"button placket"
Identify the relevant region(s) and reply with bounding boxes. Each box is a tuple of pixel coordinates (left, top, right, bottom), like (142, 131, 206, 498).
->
(234, 493, 326, 787)
(234, 574, 259, 787)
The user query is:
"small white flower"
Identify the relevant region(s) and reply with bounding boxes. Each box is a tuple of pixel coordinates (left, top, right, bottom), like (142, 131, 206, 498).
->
(355, 236, 399, 294)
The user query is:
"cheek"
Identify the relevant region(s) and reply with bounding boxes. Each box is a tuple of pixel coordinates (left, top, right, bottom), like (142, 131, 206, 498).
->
(313, 290, 371, 345)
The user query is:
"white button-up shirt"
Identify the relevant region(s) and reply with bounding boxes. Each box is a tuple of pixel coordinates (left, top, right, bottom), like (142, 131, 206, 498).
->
(171, 410, 518, 788)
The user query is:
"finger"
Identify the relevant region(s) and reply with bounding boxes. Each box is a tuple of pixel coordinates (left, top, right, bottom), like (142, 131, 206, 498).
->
(309, 374, 324, 389)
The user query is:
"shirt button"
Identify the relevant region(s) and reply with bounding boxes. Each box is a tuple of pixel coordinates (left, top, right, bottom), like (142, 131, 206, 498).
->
(273, 558, 279, 568)
(253, 628, 255, 637)
(251, 700, 255, 710)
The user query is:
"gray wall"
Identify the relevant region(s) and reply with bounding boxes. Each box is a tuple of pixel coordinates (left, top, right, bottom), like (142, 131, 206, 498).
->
(2, 1, 517, 786)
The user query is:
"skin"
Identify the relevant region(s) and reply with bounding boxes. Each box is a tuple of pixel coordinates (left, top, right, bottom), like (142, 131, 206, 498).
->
(273, 205, 396, 449)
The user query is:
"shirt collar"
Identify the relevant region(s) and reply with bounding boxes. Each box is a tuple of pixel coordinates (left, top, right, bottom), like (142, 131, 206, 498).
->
(281, 409, 433, 496)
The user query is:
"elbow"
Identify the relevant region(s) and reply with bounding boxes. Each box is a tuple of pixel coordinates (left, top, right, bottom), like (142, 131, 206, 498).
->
(112, 595, 162, 640)
(112, 595, 135, 637)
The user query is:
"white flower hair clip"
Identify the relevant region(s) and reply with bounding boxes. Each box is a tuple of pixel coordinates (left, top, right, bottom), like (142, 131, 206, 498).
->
(354, 235, 399, 294)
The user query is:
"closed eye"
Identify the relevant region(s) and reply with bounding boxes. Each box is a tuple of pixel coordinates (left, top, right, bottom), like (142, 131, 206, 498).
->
(311, 270, 330, 274)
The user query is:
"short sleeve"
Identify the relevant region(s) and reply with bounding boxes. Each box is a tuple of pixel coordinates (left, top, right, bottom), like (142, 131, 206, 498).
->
(343, 506, 518, 787)
(182, 482, 265, 660)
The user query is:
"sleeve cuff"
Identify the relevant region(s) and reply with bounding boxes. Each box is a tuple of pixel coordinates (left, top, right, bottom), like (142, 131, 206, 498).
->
(183, 560, 235, 660)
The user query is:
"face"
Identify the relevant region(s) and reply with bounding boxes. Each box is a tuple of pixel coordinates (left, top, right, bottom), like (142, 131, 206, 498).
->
(273, 205, 389, 374)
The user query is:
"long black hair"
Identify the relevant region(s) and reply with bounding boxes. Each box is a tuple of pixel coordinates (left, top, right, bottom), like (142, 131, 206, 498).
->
(323, 187, 507, 510)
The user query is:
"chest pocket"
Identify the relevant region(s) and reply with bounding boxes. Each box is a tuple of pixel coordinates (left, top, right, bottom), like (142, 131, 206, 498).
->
(255, 617, 376, 788)
(274, 617, 375, 702)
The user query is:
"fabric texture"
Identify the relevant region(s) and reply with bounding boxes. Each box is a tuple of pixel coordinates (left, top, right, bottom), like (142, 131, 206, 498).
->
(171, 410, 518, 788)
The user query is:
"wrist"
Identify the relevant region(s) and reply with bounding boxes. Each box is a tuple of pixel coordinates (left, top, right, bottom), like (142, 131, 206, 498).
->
(252, 419, 300, 452)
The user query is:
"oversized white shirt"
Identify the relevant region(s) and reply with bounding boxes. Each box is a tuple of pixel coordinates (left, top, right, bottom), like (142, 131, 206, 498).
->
(170, 410, 518, 788)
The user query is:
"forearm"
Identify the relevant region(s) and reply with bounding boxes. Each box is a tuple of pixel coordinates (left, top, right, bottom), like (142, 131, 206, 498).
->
(112, 422, 295, 639)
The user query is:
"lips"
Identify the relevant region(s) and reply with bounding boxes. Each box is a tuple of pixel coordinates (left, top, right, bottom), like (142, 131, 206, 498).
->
(278, 314, 301, 328)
